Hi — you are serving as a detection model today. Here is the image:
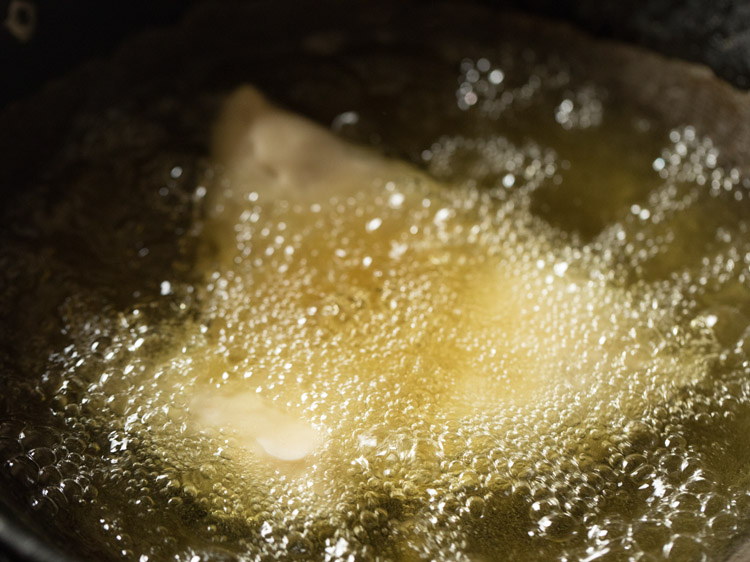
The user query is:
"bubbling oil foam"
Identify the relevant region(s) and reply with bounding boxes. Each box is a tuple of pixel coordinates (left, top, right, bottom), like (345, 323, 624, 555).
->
(35, 91, 734, 562)
(1, 10, 750, 562)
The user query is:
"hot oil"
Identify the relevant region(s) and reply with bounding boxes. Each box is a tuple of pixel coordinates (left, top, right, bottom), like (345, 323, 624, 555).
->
(1, 3, 750, 562)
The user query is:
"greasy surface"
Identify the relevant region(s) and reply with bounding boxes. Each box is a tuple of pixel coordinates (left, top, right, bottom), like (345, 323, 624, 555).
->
(1, 3, 750, 562)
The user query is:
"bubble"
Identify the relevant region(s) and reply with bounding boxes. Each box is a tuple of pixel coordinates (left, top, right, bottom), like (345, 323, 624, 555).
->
(5, 456, 39, 487)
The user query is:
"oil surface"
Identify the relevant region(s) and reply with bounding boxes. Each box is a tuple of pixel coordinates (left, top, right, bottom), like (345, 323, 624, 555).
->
(1, 3, 750, 562)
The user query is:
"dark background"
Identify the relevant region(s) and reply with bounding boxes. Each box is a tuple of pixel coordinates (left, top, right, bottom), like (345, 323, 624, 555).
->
(2, 0, 750, 113)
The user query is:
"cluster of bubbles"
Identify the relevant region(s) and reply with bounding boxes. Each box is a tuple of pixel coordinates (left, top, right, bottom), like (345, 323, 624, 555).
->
(455, 56, 603, 130)
(553, 86, 604, 130)
(415, 126, 750, 561)
(1, 13, 750, 562)
(423, 134, 558, 195)
(456, 57, 508, 112)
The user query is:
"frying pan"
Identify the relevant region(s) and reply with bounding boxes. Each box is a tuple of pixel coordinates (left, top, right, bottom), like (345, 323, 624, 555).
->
(1, 1, 750, 561)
